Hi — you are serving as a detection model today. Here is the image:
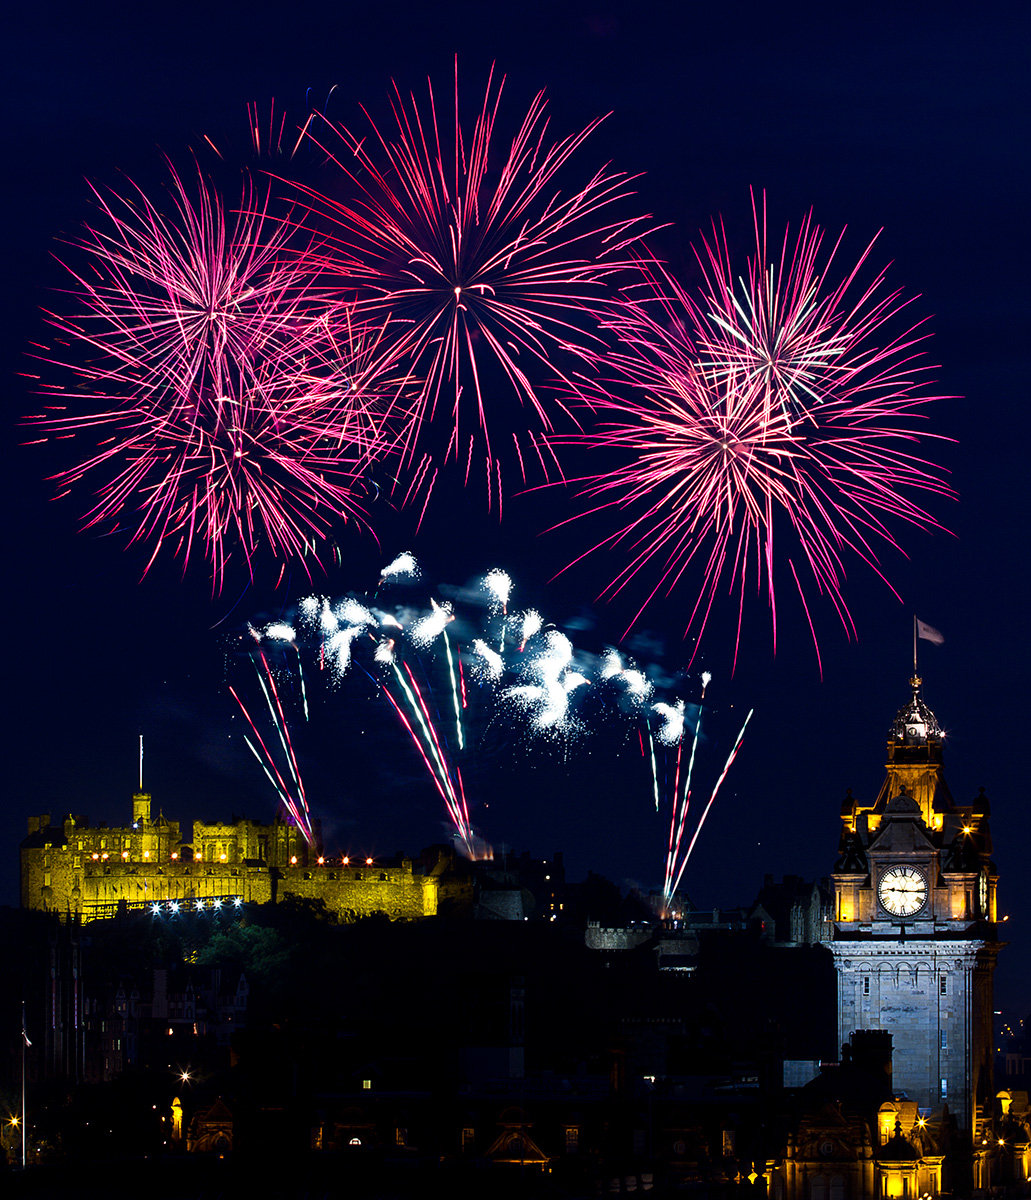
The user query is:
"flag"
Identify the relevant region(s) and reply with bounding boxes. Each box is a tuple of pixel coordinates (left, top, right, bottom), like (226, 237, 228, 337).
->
(22, 1020, 31, 1048)
(916, 619, 944, 645)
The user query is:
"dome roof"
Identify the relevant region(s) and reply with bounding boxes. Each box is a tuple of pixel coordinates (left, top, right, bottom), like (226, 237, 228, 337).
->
(890, 678, 942, 745)
(884, 791, 922, 815)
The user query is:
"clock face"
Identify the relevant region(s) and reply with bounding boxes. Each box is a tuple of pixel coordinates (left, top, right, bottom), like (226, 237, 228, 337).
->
(979, 869, 989, 917)
(878, 865, 928, 917)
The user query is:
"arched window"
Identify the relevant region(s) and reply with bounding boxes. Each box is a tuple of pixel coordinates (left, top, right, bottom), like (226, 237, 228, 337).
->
(830, 1174, 846, 1200)
(811, 1174, 828, 1200)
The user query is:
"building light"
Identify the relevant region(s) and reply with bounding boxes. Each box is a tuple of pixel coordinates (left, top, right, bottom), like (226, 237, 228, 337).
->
(366, 857, 373, 866)
(342, 856, 350, 865)
(219, 853, 227, 862)
(290, 855, 297, 865)
(317, 856, 325, 865)
(144, 850, 150, 858)
(171, 852, 178, 860)
(233, 897, 242, 907)
(91, 853, 99, 861)
(151, 904, 162, 916)
(121, 851, 129, 860)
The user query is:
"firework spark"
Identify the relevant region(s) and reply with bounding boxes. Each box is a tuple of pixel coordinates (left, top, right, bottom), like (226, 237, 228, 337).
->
(290, 62, 651, 505)
(42, 162, 314, 416)
(32, 163, 415, 586)
(502, 629, 589, 735)
(555, 214, 954, 668)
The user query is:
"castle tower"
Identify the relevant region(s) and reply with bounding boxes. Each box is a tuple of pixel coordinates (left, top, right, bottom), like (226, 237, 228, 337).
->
(828, 677, 1000, 1139)
(132, 791, 152, 826)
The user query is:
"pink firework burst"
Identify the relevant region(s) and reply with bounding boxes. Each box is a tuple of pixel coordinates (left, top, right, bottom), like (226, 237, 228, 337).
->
(30, 162, 416, 585)
(44, 161, 318, 411)
(291, 62, 651, 509)
(686, 194, 934, 427)
(554, 222, 955, 671)
(34, 306, 414, 589)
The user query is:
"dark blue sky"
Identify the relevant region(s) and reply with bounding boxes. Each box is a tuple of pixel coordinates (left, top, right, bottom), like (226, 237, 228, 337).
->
(4, 1, 1029, 1006)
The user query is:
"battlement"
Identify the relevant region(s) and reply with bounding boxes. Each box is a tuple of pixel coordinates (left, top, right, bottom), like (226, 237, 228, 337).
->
(20, 797, 467, 924)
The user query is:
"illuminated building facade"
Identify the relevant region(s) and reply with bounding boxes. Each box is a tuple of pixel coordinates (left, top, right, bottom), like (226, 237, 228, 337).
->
(828, 678, 1000, 1140)
(20, 792, 459, 922)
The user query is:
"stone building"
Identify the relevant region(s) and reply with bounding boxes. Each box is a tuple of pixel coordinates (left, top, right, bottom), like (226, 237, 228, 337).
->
(827, 676, 1000, 1138)
(21, 792, 469, 923)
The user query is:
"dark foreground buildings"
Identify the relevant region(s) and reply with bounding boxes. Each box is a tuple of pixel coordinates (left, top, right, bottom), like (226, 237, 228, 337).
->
(5, 679, 1030, 1195)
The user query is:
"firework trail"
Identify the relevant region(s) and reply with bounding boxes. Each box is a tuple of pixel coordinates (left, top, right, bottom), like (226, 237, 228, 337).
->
(265, 621, 309, 719)
(382, 660, 477, 856)
(30, 162, 416, 586)
(642, 670, 750, 917)
(231, 645, 314, 844)
(553, 205, 954, 670)
(664, 706, 753, 913)
(288, 61, 653, 506)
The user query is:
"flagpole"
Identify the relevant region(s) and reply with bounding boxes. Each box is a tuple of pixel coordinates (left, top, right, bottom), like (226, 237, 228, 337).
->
(913, 614, 917, 677)
(21, 999, 27, 1170)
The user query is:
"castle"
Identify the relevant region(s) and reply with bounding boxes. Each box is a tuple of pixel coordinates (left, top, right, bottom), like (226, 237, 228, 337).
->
(20, 793, 464, 922)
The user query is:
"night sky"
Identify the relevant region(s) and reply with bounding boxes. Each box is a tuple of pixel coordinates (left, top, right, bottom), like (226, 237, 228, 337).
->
(4, 2, 1029, 1008)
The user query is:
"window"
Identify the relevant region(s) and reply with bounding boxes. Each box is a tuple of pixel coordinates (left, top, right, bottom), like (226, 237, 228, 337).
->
(940, 975, 948, 995)
(396, 1127, 407, 1147)
(863, 977, 870, 996)
(940, 1029, 947, 1050)
(565, 1126, 579, 1153)
(940, 1077, 948, 1099)
(362, 1079, 371, 1090)
(462, 1127, 475, 1151)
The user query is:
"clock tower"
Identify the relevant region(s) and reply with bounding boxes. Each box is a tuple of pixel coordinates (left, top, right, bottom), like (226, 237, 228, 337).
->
(828, 677, 1000, 1137)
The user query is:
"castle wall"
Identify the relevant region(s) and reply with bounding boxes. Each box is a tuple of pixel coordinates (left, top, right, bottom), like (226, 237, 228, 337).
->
(21, 803, 443, 924)
(277, 861, 437, 920)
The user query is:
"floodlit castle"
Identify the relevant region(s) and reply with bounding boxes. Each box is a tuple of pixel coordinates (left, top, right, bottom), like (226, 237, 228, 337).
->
(20, 791, 465, 922)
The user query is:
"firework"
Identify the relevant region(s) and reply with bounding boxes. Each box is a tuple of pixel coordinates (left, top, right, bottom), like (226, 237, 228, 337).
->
(502, 629, 589, 736)
(646, 672, 750, 917)
(688, 195, 931, 426)
(290, 62, 651, 505)
(42, 162, 314, 413)
(231, 645, 314, 844)
(382, 659, 478, 857)
(380, 552, 420, 582)
(555, 214, 954, 668)
(31, 160, 418, 585)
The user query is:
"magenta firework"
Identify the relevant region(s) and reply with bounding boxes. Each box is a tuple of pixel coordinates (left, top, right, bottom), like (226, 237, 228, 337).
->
(30, 163, 413, 586)
(44, 162, 314, 407)
(555, 210, 954, 669)
(291, 62, 650, 507)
